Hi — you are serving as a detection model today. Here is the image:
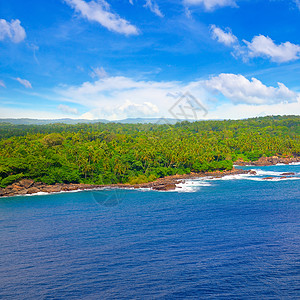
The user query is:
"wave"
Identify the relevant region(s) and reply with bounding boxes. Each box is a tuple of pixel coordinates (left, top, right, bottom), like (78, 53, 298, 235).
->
(175, 180, 212, 193)
(174, 167, 300, 192)
(254, 170, 284, 176)
(289, 162, 300, 165)
(247, 177, 300, 182)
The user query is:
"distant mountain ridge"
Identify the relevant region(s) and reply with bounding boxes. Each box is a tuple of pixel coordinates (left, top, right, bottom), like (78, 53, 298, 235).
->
(0, 118, 188, 125)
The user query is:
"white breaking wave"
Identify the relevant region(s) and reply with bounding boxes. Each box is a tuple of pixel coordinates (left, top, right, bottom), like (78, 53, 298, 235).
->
(174, 167, 300, 192)
(289, 162, 300, 165)
(210, 173, 254, 181)
(175, 180, 212, 193)
(26, 191, 50, 196)
(254, 169, 284, 176)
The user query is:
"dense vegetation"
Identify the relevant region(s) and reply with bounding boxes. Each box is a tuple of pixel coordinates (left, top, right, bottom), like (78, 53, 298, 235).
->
(0, 116, 299, 188)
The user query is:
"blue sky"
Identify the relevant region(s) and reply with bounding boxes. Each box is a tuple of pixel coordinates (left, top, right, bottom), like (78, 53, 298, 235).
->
(0, 0, 300, 120)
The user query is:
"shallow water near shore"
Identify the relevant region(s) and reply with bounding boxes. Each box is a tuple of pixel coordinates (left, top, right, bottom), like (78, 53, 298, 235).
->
(0, 165, 299, 299)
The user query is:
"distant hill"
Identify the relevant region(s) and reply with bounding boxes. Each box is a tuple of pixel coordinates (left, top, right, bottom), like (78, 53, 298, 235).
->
(0, 118, 109, 125)
(0, 117, 187, 125)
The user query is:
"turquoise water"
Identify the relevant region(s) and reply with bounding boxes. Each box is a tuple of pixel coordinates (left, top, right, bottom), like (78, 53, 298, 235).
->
(0, 165, 299, 299)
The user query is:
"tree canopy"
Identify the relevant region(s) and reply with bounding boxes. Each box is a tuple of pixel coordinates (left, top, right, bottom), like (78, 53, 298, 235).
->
(0, 116, 299, 187)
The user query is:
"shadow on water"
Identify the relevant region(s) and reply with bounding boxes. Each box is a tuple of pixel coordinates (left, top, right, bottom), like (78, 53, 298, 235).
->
(90, 188, 182, 209)
(91, 189, 128, 207)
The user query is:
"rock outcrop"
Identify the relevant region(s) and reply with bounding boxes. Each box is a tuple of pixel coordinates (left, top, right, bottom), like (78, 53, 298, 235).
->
(280, 172, 295, 176)
(0, 168, 250, 197)
(235, 156, 300, 166)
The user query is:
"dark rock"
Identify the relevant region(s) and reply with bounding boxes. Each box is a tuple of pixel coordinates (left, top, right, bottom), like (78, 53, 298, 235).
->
(19, 179, 34, 189)
(262, 177, 275, 180)
(17, 189, 29, 195)
(41, 186, 62, 193)
(27, 187, 41, 194)
(280, 172, 295, 176)
(153, 183, 176, 191)
(249, 170, 257, 175)
(11, 184, 25, 191)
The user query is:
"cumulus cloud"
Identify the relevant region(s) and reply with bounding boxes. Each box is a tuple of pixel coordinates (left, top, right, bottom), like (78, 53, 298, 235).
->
(207, 99, 300, 120)
(184, 0, 237, 11)
(15, 77, 32, 88)
(120, 100, 159, 115)
(243, 35, 300, 63)
(203, 73, 298, 104)
(80, 101, 159, 120)
(4, 73, 298, 120)
(0, 80, 6, 88)
(54, 73, 298, 120)
(56, 76, 181, 119)
(65, 0, 139, 35)
(210, 25, 300, 63)
(0, 19, 26, 43)
(144, 0, 164, 17)
(210, 25, 237, 46)
(58, 104, 79, 115)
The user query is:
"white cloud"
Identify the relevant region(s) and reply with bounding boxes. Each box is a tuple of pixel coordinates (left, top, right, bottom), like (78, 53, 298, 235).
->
(203, 73, 298, 104)
(243, 35, 300, 63)
(207, 98, 300, 120)
(294, 0, 300, 10)
(0, 80, 6, 88)
(90, 66, 107, 78)
(0, 19, 26, 43)
(144, 0, 164, 17)
(54, 73, 299, 120)
(3, 73, 299, 120)
(79, 101, 159, 120)
(184, 0, 237, 11)
(64, 0, 138, 35)
(58, 104, 79, 114)
(56, 76, 181, 120)
(15, 77, 32, 89)
(210, 25, 237, 46)
(83, 100, 159, 120)
(210, 25, 300, 63)
(119, 100, 159, 116)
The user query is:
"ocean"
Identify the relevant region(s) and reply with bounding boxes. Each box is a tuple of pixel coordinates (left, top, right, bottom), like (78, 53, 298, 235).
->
(0, 165, 299, 299)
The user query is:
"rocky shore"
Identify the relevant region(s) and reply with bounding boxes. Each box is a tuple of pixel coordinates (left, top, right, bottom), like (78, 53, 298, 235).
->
(234, 155, 300, 166)
(0, 168, 249, 198)
(1, 156, 299, 198)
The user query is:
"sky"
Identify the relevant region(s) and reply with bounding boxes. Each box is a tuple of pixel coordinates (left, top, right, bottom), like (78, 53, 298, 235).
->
(0, 0, 300, 120)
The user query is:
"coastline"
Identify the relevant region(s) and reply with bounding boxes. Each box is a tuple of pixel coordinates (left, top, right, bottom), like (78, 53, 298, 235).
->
(1, 156, 299, 198)
(0, 168, 248, 198)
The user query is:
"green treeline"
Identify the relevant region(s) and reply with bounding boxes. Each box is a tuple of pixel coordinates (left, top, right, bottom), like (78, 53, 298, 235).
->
(0, 116, 299, 187)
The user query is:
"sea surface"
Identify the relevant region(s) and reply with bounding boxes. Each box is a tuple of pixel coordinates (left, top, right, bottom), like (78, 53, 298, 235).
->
(0, 165, 299, 299)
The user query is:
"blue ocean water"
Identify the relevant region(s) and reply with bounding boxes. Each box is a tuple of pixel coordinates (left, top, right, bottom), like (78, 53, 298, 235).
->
(0, 165, 299, 299)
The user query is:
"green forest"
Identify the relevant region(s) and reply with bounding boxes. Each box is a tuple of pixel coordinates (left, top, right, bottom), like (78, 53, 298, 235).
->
(0, 116, 299, 188)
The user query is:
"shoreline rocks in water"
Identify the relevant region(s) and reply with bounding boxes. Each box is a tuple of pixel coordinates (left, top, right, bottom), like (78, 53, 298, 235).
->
(0, 168, 248, 198)
(0, 155, 299, 198)
(280, 172, 295, 176)
(262, 177, 275, 180)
